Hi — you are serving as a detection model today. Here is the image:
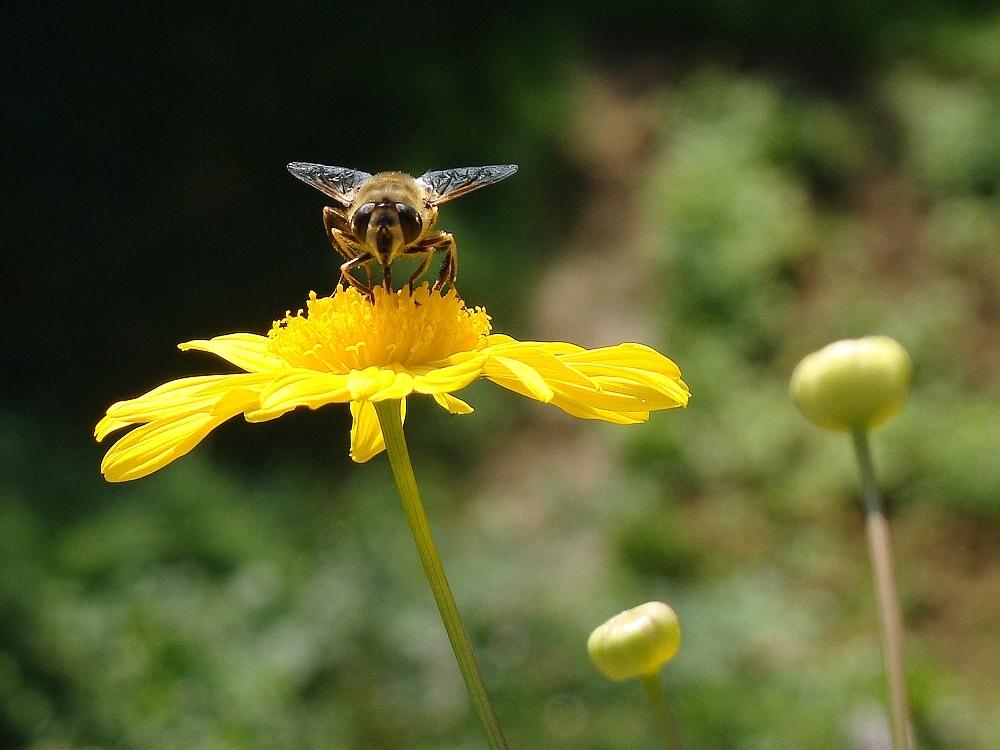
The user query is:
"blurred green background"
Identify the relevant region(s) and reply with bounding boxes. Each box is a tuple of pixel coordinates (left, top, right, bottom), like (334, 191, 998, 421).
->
(3, 2, 1000, 748)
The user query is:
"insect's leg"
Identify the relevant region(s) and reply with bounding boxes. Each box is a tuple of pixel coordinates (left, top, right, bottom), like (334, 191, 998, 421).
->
(431, 233, 457, 291)
(340, 254, 375, 298)
(323, 207, 354, 260)
(330, 227, 374, 290)
(327, 209, 374, 288)
(400, 247, 435, 291)
(402, 233, 455, 291)
(404, 233, 458, 291)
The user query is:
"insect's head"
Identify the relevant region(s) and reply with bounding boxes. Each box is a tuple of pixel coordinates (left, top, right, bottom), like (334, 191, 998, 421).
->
(352, 200, 424, 263)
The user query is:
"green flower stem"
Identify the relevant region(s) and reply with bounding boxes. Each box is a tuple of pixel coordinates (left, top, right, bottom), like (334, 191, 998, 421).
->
(374, 399, 510, 750)
(852, 428, 912, 750)
(639, 673, 684, 750)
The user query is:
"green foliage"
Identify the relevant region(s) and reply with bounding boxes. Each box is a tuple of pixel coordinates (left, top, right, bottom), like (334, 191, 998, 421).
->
(619, 26, 1000, 746)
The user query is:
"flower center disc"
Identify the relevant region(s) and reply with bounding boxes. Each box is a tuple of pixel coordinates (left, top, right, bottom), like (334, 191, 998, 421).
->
(268, 285, 491, 372)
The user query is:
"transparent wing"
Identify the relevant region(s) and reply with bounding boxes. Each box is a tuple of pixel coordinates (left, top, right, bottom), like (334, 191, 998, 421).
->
(417, 164, 518, 206)
(286, 162, 374, 206)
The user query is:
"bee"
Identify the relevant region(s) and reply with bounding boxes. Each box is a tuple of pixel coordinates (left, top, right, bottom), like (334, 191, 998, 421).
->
(287, 162, 518, 295)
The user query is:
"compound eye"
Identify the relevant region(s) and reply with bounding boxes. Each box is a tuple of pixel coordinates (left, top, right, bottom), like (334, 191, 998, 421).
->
(352, 202, 375, 241)
(396, 203, 423, 245)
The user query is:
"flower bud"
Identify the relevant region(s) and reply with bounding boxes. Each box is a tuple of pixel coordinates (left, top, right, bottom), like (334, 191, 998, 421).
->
(587, 601, 681, 681)
(790, 336, 912, 432)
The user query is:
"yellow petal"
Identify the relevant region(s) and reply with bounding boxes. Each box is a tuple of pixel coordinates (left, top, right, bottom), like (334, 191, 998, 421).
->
(347, 367, 414, 401)
(180, 334, 285, 372)
(562, 345, 690, 407)
(411, 354, 487, 395)
(560, 377, 688, 411)
(487, 334, 582, 357)
(95, 414, 131, 441)
(562, 343, 682, 377)
(101, 413, 218, 481)
(481, 338, 689, 421)
(547, 383, 653, 413)
(96, 374, 270, 440)
(547, 395, 649, 424)
(259, 371, 352, 412)
(243, 404, 297, 423)
(100, 385, 261, 481)
(349, 400, 385, 463)
(486, 355, 555, 402)
(348, 399, 407, 462)
(485, 343, 600, 390)
(575, 366, 689, 402)
(432, 392, 474, 414)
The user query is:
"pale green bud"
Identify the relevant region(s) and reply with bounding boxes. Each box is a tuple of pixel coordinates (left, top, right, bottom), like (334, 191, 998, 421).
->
(587, 601, 681, 681)
(790, 336, 912, 432)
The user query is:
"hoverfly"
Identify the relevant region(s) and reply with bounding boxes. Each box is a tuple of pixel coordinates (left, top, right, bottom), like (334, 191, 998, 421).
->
(287, 162, 518, 295)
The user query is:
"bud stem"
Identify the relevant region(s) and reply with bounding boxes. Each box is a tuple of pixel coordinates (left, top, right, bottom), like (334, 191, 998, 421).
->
(639, 673, 684, 750)
(851, 428, 912, 750)
(374, 399, 510, 750)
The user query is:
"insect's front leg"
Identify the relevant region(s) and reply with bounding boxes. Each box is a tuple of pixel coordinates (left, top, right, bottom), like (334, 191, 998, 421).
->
(399, 247, 434, 291)
(329, 227, 375, 296)
(340, 253, 376, 298)
(406, 232, 457, 291)
(328, 220, 374, 291)
(323, 206, 356, 251)
(326, 207, 373, 288)
(323, 207, 355, 259)
(430, 232, 457, 291)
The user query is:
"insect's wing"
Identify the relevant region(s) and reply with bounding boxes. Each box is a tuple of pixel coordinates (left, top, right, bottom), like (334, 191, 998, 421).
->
(417, 164, 518, 206)
(286, 162, 373, 207)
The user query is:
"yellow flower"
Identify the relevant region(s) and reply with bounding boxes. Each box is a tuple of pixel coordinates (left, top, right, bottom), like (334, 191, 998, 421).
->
(96, 285, 689, 481)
